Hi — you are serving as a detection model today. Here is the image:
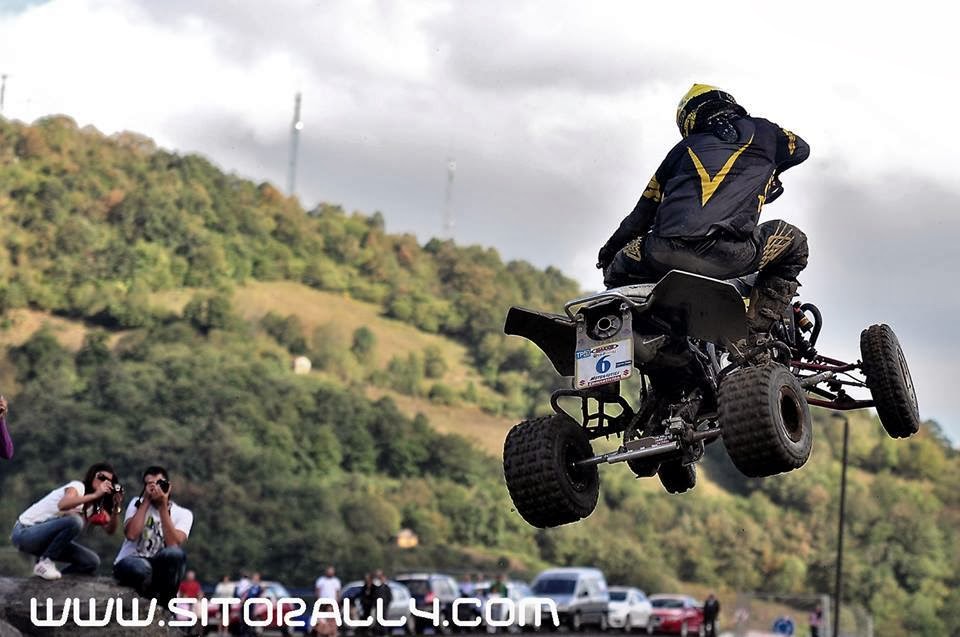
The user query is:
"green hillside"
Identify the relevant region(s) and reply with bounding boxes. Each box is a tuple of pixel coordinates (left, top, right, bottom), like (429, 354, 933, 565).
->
(1, 115, 959, 636)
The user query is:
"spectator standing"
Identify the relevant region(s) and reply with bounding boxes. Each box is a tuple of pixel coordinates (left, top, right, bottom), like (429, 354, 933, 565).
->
(113, 466, 193, 603)
(213, 574, 235, 598)
(372, 570, 393, 636)
(178, 569, 204, 599)
(315, 565, 342, 603)
(244, 572, 263, 599)
(213, 574, 234, 635)
(809, 604, 823, 637)
(1, 396, 13, 459)
(360, 573, 376, 620)
(488, 573, 508, 597)
(312, 566, 342, 637)
(703, 593, 720, 637)
(460, 573, 476, 597)
(11, 462, 123, 579)
(235, 572, 252, 598)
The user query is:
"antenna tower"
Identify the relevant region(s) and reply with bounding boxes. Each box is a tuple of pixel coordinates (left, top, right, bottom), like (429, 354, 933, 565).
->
(443, 158, 456, 238)
(287, 92, 303, 196)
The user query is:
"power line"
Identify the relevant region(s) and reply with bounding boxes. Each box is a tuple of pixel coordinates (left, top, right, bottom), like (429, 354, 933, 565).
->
(0, 74, 7, 115)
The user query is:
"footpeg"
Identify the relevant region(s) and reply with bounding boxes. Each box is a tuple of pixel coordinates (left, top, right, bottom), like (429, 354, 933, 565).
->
(574, 434, 680, 468)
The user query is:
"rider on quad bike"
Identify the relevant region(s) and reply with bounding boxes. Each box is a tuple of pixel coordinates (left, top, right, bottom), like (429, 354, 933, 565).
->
(501, 85, 920, 528)
(597, 83, 810, 340)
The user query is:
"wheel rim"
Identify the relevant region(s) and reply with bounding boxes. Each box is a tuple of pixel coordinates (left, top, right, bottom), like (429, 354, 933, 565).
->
(562, 440, 592, 491)
(897, 345, 919, 415)
(778, 386, 805, 442)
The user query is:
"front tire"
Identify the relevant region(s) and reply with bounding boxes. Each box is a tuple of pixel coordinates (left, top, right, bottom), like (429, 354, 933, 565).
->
(720, 362, 813, 478)
(860, 324, 921, 438)
(503, 414, 599, 528)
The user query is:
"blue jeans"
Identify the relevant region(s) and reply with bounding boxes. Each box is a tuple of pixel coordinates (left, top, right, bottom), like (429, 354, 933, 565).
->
(114, 547, 187, 601)
(11, 517, 100, 574)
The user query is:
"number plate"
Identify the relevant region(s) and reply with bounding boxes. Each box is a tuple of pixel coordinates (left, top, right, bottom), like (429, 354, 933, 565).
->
(574, 311, 633, 389)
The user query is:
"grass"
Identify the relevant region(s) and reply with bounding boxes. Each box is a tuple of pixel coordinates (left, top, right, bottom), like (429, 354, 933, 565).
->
(154, 281, 493, 391)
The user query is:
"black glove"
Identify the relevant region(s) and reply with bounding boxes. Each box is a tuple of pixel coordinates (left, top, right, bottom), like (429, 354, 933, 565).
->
(597, 245, 616, 270)
(765, 173, 784, 205)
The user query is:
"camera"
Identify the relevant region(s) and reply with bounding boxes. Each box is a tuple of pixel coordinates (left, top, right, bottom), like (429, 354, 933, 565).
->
(98, 482, 123, 514)
(157, 478, 170, 494)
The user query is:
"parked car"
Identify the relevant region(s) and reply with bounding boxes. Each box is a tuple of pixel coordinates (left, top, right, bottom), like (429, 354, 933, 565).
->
(647, 595, 703, 637)
(607, 587, 653, 633)
(394, 572, 462, 634)
(340, 580, 416, 635)
(203, 580, 294, 636)
(530, 567, 609, 631)
(473, 580, 540, 632)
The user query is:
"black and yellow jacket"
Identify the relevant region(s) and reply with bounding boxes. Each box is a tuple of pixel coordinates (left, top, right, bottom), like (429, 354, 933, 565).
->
(601, 115, 809, 255)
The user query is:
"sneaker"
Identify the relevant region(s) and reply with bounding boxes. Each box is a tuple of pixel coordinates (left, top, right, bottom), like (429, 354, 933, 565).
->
(33, 557, 62, 580)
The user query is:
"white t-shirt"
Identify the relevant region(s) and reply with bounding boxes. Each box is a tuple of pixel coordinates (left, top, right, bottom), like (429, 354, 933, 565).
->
(315, 576, 342, 600)
(114, 498, 193, 563)
(214, 581, 237, 598)
(18, 481, 85, 526)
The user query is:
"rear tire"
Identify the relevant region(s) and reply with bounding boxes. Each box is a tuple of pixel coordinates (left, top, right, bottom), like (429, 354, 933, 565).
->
(657, 460, 696, 494)
(720, 362, 812, 477)
(860, 324, 921, 438)
(503, 414, 599, 528)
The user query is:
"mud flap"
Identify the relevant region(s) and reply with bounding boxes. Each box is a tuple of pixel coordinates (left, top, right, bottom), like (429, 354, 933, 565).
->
(504, 307, 576, 376)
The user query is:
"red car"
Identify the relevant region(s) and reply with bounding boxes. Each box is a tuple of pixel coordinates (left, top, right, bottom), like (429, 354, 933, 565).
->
(647, 595, 703, 636)
(200, 580, 295, 636)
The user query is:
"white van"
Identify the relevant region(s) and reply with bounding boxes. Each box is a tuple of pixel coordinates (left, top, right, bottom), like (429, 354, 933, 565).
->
(531, 567, 610, 631)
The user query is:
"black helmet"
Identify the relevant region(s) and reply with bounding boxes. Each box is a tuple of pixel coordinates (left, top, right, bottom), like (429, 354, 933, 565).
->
(676, 84, 746, 137)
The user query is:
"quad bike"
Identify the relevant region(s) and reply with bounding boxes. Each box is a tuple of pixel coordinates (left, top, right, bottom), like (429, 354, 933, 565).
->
(501, 270, 920, 528)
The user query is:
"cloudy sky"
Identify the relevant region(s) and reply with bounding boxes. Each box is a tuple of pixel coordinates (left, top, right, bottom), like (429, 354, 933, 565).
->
(2, 0, 958, 440)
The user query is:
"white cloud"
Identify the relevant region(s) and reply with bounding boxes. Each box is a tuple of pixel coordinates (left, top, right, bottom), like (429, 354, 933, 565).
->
(2, 0, 959, 437)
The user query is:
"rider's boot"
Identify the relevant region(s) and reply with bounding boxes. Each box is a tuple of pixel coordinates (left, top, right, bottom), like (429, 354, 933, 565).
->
(745, 275, 798, 344)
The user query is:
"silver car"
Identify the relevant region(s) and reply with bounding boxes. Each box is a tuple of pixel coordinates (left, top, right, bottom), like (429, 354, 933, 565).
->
(607, 587, 653, 633)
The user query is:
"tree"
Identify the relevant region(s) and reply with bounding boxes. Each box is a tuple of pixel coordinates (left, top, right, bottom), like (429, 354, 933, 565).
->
(351, 326, 377, 363)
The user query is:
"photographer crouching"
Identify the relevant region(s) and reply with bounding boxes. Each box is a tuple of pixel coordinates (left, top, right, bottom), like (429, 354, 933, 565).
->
(10, 462, 124, 579)
(113, 466, 194, 603)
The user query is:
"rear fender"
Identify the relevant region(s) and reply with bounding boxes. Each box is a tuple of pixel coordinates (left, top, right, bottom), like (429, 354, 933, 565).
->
(504, 306, 576, 376)
(648, 270, 747, 343)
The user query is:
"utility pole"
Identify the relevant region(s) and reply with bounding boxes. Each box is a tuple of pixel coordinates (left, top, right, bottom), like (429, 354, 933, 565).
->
(443, 157, 456, 238)
(287, 92, 303, 197)
(1, 74, 7, 115)
(831, 412, 850, 637)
